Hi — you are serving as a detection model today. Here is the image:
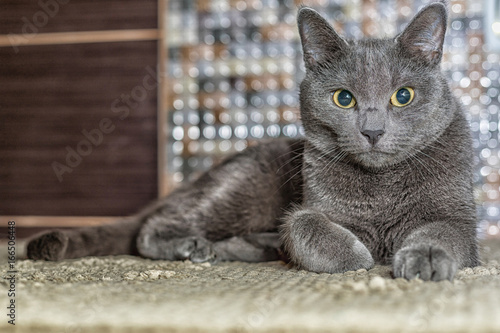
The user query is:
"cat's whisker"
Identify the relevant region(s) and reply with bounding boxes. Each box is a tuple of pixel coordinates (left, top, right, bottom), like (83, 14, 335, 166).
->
(268, 146, 346, 199)
(402, 151, 426, 180)
(400, 153, 414, 173)
(318, 151, 346, 176)
(415, 150, 450, 173)
(408, 150, 435, 177)
(270, 163, 305, 198)
(326, 151, 348, 175)
(275, 151, 304, 174)
(429, 140, 449, 153)
(276, 160, 304, 187)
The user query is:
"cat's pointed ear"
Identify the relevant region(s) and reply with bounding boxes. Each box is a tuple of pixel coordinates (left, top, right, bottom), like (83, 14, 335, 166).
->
(395, 2, 447, 65)
(297, 7, 348, 69)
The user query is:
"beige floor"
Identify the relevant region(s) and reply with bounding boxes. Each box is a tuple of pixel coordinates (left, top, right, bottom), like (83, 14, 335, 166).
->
(1, 239, 499, 332)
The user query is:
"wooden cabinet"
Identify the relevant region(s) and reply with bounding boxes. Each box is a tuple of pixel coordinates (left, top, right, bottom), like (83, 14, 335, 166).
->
(0, 0, 162, 222)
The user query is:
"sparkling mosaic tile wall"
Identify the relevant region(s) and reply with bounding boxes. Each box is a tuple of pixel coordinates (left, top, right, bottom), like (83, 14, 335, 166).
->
(165, 0, 500, 239)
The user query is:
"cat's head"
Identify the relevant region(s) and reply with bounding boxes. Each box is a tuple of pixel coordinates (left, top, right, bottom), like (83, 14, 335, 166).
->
(298, 2, 456, 169)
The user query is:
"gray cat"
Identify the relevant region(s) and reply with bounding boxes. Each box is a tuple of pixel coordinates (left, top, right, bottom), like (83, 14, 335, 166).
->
(27, 2, 479, 281)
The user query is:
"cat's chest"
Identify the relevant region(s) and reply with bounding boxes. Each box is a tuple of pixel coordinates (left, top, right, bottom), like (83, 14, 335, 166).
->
(304, 162, 418, 224)
(302, 157, 445, 263)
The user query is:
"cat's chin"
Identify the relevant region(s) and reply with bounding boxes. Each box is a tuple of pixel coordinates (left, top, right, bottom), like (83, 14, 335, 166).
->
(354, 151, 403, 169)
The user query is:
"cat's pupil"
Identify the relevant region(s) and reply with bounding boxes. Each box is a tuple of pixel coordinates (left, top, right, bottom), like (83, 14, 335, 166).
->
(396, 88, 411, 104)
(338, 90, 353, 106)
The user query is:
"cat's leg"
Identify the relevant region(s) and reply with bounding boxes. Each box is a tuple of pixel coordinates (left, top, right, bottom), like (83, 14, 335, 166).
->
(27, 230, 69, 261)
(281, 208, 374, 273)
(213, 232, 282, 262)
(27, 219, 142, 260)
(393, 221, 479, 281)
(135, 215, 218, 262)
(135, 139, 304, 262)
(27, 139, 304, 262)
(137, 235, 216, 262)
(138, 232, 281, 263)
(137, 230, 282, 263)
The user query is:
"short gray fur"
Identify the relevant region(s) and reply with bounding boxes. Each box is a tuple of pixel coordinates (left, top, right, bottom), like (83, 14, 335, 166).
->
(27, 1, 478, 281)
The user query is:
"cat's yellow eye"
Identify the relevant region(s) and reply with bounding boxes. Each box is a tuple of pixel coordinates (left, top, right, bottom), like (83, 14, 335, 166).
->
(390, 87, 415, 107)
(332, 89, 356, 109)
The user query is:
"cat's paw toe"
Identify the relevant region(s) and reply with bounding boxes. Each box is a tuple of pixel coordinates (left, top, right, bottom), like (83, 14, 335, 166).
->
(27, 231, 68, 261)
(350, 240, 375, 270)
(174, 237, 216, 263)
(393, 245, 457, 281)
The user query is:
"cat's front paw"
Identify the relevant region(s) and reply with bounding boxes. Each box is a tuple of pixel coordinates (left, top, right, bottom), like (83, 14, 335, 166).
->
(282, 210, 374, 274)
(173, 236, 216, 263)
(27, 231, 69, 261)
(393, 244, 457, 281)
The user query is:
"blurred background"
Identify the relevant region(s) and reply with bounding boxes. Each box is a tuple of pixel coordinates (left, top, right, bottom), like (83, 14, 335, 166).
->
(1, 0, 500, 239)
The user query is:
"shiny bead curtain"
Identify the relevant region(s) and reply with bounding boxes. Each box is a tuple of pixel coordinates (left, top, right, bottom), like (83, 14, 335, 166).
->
(165, 0, 500, 239)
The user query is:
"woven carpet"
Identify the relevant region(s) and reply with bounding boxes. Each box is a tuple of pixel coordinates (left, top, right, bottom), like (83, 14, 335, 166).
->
(1, 239, 500, 332)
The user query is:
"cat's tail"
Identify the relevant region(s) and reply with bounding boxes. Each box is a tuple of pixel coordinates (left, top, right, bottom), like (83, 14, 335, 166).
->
(26, 217, 143, 261)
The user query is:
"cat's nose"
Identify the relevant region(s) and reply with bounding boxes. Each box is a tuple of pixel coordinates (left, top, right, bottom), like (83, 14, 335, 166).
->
(361, 129, 385, 145)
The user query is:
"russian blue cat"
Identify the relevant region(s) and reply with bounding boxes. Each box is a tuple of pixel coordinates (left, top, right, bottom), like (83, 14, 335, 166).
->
(28, 2, 478, 281)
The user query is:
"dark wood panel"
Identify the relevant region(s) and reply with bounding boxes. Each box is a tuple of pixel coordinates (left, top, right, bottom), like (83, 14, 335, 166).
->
(0, 41, 158, 216)
(0, 0, 157, 35)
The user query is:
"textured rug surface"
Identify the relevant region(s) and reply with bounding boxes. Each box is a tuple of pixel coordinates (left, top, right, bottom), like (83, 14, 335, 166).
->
(1, 240, 500, 333)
